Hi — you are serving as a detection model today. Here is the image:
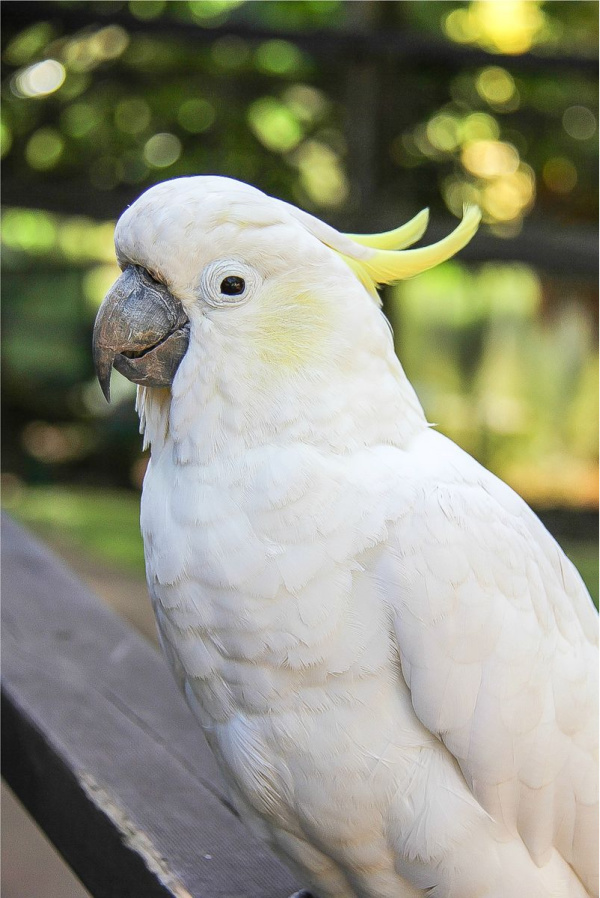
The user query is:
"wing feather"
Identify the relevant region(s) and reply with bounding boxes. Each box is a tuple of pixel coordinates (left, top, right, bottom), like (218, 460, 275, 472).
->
(381, 430, 598, 894)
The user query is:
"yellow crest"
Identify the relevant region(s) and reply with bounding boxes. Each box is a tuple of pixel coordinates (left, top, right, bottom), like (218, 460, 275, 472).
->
(290, 203, 481, 303)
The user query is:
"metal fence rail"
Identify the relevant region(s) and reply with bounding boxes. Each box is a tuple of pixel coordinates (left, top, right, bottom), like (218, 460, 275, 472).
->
(1, 515, 299, 898)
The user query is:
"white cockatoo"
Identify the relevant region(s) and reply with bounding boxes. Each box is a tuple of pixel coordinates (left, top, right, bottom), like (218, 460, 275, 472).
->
(93, 176, 598, 898)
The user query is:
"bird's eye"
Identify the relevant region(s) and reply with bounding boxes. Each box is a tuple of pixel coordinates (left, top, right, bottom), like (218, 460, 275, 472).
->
(220, 276, 246, 296)
(200, 259, 261, 308)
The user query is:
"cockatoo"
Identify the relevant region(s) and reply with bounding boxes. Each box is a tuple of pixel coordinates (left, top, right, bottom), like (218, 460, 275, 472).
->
(93, 176, 598, 898)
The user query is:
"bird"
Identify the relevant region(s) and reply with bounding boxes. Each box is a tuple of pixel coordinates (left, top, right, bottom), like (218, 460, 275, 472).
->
(93, 176, 598, 898)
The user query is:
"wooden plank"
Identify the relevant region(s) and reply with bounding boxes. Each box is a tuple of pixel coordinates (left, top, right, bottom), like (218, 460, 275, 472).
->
(1, 515, 300, 898)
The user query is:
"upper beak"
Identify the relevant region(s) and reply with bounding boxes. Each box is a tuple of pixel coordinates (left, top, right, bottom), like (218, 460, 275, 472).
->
(92, 266, 189, 401)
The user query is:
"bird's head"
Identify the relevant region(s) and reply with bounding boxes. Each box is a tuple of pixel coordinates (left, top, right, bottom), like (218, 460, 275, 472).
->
(93, 176, 479, 452)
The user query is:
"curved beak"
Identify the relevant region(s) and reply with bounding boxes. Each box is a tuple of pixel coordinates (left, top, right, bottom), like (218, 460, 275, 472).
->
(92, 266, 189, 401)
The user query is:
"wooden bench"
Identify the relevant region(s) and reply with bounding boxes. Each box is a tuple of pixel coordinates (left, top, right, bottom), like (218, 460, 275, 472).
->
(1, 515, 300, 898)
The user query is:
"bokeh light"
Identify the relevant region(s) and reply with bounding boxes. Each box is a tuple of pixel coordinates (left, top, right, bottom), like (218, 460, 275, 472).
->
(61, 102, 102, 138)
(188, 0, 245, 26)
(82, 264, 123, 309)
(3, 22, 55, 66)
(389, 260, 598, 508)
(562, 106, 597, 141)
(2, 208, 116, 262)
(62, 25, 129, 72)
(444, 0, 548, 55)
(475, 67, 519, 109)
(128, 0, 166, 20)
(177, 98, 215, 133)
(143, 132, 182, 168)
(255, 40, 305, 77)
(114, 98, 152, 134)
(283, 84, 328, 124)
(22, 421, 92, 465)
(12, 59, 66, 98)
(292, 139, 348, 207)
(25, 128, 64, 169)
(543, 157, 578, 194)
(461, 140, 520, 179)
(1, 119, 12, 158)
(1, 0, 597, 546)
(247, 97, 303, 152)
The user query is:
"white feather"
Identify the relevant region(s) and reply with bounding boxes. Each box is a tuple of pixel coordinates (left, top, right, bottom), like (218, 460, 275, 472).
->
(112, 176, 598, 898)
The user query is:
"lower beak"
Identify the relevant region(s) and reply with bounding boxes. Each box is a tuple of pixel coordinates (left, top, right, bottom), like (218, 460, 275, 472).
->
(92, 266, 189, 401)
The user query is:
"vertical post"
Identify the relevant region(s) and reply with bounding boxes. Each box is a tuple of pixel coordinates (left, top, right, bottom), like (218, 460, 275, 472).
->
(343, 0, 381, 224)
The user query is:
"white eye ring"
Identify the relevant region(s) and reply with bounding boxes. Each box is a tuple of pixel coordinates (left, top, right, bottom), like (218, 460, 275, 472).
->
(199, 259, 261, 308)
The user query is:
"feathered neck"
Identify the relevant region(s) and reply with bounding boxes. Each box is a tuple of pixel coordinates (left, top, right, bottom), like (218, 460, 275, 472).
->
(136, 339, 428, 467)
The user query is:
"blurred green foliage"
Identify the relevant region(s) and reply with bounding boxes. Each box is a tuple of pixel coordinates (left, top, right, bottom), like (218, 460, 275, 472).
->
(1, 0, 598, 516)
(563, 539, 600, 610)
(390, 261, 598, 507)
(3, 482, 145, 574)
(2, 1, 597, 220)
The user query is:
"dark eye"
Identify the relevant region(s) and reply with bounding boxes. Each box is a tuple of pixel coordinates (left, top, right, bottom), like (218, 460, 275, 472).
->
(220, 276, 246, 296)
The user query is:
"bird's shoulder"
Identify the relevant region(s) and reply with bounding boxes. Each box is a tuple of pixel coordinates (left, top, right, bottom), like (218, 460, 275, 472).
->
(375, 428, 598, 885)
(381, 427, 596, 645)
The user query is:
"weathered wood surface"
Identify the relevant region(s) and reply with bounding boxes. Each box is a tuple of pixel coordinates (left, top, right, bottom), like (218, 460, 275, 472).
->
(1, 515, 299, 898)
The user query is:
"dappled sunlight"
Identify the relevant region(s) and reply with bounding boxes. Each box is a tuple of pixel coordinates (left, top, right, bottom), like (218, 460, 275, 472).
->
(1, 0, 597, 520)
(128, 0, 166, 20)
(444, 0, 549, 55)
(2, 12, 597, 892)
(3, 194, 595, 508)
(188, 0, 246, 27)
(409, 108, 536, 227)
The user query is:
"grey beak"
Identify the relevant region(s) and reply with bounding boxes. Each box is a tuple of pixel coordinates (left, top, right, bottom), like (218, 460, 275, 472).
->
(92, 266, 189, 401)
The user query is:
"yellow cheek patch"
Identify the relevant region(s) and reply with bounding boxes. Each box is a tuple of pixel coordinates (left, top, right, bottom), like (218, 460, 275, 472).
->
(251, 287, 335, 371)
